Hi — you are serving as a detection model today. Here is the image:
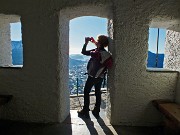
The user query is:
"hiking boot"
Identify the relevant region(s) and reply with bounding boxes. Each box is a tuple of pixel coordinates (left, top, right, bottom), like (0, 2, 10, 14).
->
(92, 107, 100, 118)
(77, 109, 89, 118)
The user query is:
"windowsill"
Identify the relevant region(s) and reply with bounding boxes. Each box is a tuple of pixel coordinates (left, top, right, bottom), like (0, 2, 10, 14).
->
(0, 65, 23, 68)
(146, 68, 178, 73)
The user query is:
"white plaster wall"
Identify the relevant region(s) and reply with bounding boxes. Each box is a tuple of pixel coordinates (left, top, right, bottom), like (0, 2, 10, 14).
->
(111, 0, 179, 126)
(175, 77, 180, 104)
(58, 12, 70, 122)
(0, 0, 179, 126)
(106, 19, 115, 121)
(164, 30, 180, 104)
(0, 14, 20, 67)
(0, 3, 60, 122)
(164, 30, 180, 71)
(0, 15, 12, 66)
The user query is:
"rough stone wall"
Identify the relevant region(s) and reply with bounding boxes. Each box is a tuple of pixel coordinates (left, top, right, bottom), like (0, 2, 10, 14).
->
(0, 15, 12, 66)
(106, 18, 114, 121)
(111, 0, 179, 126)
(0, 2, 61, 123)
(0, 14, 20, 67)
(164, 30, 180, 71)
(58, 11, 70, 122)
(0, 0, 179, 126)
(164, 30, 180, 104)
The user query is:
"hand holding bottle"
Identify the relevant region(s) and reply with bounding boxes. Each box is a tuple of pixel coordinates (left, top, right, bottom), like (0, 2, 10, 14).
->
(85, 37, 97, 45)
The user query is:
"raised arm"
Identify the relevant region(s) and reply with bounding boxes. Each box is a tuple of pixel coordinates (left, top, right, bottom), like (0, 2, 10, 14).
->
(81, 43, 90, 55)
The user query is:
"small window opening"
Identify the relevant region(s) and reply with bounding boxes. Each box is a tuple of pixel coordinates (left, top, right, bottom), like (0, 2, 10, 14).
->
(10, 22, 23, 67)
(0, 15, 23, 68)
(147, 28, 166, 68)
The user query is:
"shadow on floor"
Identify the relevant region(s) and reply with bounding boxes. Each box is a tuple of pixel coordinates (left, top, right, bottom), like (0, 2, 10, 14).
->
(0, 110, 166, 135)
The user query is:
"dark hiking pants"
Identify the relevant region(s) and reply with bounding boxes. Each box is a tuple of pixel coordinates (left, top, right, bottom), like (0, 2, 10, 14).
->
(83, 76, 103, 112)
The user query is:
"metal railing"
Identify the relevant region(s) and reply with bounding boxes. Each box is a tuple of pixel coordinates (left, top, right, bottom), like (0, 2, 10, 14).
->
(69, 75, 107, 96)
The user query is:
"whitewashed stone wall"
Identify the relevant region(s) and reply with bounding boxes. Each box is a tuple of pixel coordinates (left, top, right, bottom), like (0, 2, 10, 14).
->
(58, 11, 70, 122)
(106, 19, 114, 121)
(164, 30, 180, 71)
(164, 30, 180, 104)
(110, 0, 179, 126)
(0, 25, 12, 66)
(0, 15, 12, 66)
(0, 0, 179, 126)
(0, 14, 20, 66)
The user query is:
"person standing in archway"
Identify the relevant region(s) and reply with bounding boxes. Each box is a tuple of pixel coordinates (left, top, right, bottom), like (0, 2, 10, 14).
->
(78, 35, 113, 118)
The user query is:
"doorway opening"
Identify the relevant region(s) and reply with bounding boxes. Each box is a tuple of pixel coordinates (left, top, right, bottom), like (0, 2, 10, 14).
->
(58, 4, 113, 122)
(69, 16, 108, 111)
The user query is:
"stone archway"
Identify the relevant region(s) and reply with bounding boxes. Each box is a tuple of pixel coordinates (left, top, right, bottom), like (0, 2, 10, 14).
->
(58, 4, 114, 122)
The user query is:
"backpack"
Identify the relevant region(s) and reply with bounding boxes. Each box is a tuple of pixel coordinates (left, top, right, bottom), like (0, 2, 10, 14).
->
(87, 49, 112, 78)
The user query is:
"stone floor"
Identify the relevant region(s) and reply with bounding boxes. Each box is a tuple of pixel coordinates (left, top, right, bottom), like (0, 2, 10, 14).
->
(0, 93, 170, 135)
(0, 110, 165, 135)
(70, 91, 107, 110)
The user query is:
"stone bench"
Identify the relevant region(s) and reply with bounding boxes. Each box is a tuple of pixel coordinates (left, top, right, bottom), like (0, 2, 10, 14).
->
(152, 99, 180, 134)
(0, 95, 12, 106)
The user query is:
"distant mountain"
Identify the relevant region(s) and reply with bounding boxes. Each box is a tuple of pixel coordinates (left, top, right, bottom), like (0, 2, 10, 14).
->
(11, 41, 23, 65)
(147, 51, 164, 68)
(70, 52, 165, 68)
(12, 41, 22, 49)
(69, 58, 86, 68)
(70, 54, 90, 61)
(11, 42, 88, 67)
(10, 42, 164, 68)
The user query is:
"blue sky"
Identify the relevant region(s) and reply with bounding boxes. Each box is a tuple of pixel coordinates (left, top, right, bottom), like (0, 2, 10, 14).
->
(69, 16, 166, 54)
(69, 16, 108, 54)
(10, 22, 22, 41)
(148, 28, 166, 54)
(10, 17, 166, 54)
